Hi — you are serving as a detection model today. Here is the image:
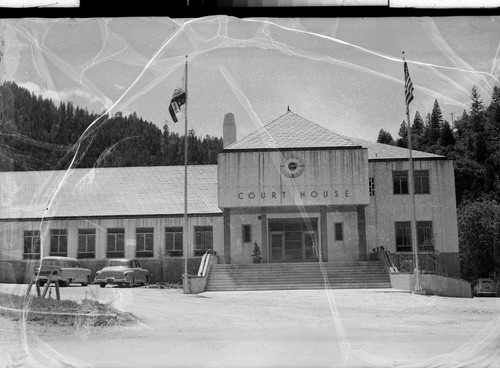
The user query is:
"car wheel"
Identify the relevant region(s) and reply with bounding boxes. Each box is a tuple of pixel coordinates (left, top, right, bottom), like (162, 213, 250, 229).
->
(117, 282, 124, 288)
(59, 280, 69, 287)
(99, 283, 106, 288)
(81, 277, 90, 287)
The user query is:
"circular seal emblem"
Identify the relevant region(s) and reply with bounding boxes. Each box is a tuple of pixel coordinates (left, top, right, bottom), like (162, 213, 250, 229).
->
(281, 154, 305, 178)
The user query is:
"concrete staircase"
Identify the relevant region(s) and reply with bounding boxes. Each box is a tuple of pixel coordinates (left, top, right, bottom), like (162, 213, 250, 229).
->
(205, 261, 391, 291)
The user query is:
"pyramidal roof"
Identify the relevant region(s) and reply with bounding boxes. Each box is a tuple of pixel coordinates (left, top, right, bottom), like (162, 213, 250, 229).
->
(224, 111, 361, 150)
(225, 111, 444, 160)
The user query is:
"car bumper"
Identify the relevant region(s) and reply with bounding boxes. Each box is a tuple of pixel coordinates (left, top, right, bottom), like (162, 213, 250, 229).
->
(94, 276, 129, 285)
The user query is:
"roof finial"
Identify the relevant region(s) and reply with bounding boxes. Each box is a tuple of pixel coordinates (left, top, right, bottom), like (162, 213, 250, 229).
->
(287, 105, 290, 112)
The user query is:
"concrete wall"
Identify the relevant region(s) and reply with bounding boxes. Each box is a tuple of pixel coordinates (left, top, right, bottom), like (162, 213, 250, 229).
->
(218, 149, 369, 208)
(326, 207, 359, 262)
(365, 159, 459, 261)
(391, 273, 472, 298)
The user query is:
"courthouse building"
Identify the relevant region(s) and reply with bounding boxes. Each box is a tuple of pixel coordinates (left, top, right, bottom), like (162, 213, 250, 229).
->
(0, 111, 461, 281)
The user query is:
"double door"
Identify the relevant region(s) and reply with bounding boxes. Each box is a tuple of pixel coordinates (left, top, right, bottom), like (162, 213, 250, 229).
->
(269, 218, 319, 262)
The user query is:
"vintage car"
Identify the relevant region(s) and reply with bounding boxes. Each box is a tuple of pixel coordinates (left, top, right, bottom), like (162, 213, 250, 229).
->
(94, 259, 150, 288)
(35, 256, 92, 287)
(473, 278, 497, 297)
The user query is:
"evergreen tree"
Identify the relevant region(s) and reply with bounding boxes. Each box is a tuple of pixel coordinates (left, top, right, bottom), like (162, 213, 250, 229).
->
(376, 129, 394, 145)
(411, 111, 425, 150)
(470, 85, 485, 133)
(396, 121, 408, 148)
(439, 120, 455, 147)
(424, 99, 443, 147)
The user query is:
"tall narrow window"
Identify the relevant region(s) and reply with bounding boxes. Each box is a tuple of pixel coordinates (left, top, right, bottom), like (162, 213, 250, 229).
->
(107, 228, 125, 258)
(334, 223, 344, 241)
(395, 222, 412, 252)
(136, 227, 154, 257)
(50, 229, 68, 256)
(369, 177, 375, 196)
(417, 221, 433, 251)
(414, 170, 430, 194)
(242, 224, 251, 243)
(393, 171, 409, 195)
(78, 229, 96, 259)
(165, 227, 183, 257)
(194, 226, 213, 256)
(24, 230, 40, 259)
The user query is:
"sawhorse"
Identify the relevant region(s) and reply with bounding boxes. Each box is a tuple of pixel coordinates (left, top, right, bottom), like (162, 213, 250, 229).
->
(26, 270, 61, 300)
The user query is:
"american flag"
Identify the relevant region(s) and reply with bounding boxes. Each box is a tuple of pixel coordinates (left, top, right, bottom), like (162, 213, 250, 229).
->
(404, 61, 414, 114)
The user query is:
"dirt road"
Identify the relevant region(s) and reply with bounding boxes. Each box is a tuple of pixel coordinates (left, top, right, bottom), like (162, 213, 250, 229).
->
(1, 284, 499, 368)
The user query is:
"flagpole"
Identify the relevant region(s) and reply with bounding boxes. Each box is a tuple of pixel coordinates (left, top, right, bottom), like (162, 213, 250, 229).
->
(183, 55, 189, 294)
(403, 52, 422, 293)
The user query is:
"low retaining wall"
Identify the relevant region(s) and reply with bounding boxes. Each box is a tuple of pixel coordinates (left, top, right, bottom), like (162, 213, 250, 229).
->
(391, 273, 472, 298)
(186, 255, 218, 294)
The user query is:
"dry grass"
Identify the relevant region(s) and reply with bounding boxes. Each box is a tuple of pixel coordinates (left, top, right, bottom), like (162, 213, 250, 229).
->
(0, 291, 136, 327)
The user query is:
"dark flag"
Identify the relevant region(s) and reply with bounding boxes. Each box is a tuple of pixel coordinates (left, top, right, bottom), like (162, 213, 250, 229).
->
(404, 61, 414, 114)
(168, 76, 186, 123)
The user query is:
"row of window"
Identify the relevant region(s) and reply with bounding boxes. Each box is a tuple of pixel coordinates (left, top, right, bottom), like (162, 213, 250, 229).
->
(22, 220, 434, 259)
(23, 226, 213, 259)
(368, 170, 430, 197)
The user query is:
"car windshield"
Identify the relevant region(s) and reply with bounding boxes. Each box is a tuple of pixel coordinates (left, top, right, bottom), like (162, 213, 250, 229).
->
(106, 260, 129, 267)
(41, 259, 60, 266)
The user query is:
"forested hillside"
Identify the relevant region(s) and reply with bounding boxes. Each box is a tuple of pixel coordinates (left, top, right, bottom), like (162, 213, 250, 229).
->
(377, 85, 500, 281)
(0, 81, 223, 171)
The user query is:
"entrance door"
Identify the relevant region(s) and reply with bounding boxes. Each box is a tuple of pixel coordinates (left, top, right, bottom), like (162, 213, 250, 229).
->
(268, 219, 319, 263)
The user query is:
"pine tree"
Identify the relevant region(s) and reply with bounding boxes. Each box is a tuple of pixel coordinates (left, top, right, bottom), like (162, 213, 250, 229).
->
(397, 121, 408, 148)
(376, 129, 394, 144)
(439, 120, 455, 147)
(424, 99, 443, 147)
(470, 86, 485, 133)
(411, 111, 425, 150)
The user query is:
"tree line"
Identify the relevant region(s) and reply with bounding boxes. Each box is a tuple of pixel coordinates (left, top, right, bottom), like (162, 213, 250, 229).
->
(0, 81, 223, 172)
(377, 85, 500, 281)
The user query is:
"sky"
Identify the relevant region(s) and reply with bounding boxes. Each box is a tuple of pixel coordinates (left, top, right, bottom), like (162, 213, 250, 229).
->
(1, 15, 499, 143)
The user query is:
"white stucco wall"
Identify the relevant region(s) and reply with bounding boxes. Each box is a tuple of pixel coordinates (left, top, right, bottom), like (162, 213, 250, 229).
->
(365, 159, 458, 254)
(218, 149, 369, 208)
(326, 209, 359, 262)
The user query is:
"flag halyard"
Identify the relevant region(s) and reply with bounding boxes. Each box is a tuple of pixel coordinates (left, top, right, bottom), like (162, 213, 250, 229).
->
(404, 61, 414, 114)
(169, 75, 186, 123)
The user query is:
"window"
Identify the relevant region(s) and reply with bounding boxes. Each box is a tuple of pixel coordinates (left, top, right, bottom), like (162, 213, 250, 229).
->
(369, 177, 375, 196)
(334, 223, 344, 241)
(78, 229, 96, 259)
(417, 221, 433, 251)
(395, 222, 412, 252)
(50, 229, 68, 256)
(194, 226, 213, 256)
(242, 224, 251, 243)
(165, 227, 183, 257)
(24, 230, 40, 259)
(136, 227, 154, 257)
(393, 171, 408, 195)
(414, 170, 430, 194)
(107, 228, 125, 258)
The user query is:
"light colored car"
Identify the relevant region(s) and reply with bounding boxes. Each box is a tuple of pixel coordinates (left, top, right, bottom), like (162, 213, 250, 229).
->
(473, 278, 497, 297)
(94, 259, 150, 288)
(35, 256, 92, 287)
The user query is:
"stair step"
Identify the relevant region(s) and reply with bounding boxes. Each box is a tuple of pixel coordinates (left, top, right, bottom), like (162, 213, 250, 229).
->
(205, 261, 391, 292)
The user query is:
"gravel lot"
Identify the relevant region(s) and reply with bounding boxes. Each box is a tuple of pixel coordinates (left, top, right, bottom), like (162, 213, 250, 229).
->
(1, 284, 499, 368)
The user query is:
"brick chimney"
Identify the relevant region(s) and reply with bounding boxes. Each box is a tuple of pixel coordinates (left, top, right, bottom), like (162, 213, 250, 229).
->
(223, 113, 237, 148)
